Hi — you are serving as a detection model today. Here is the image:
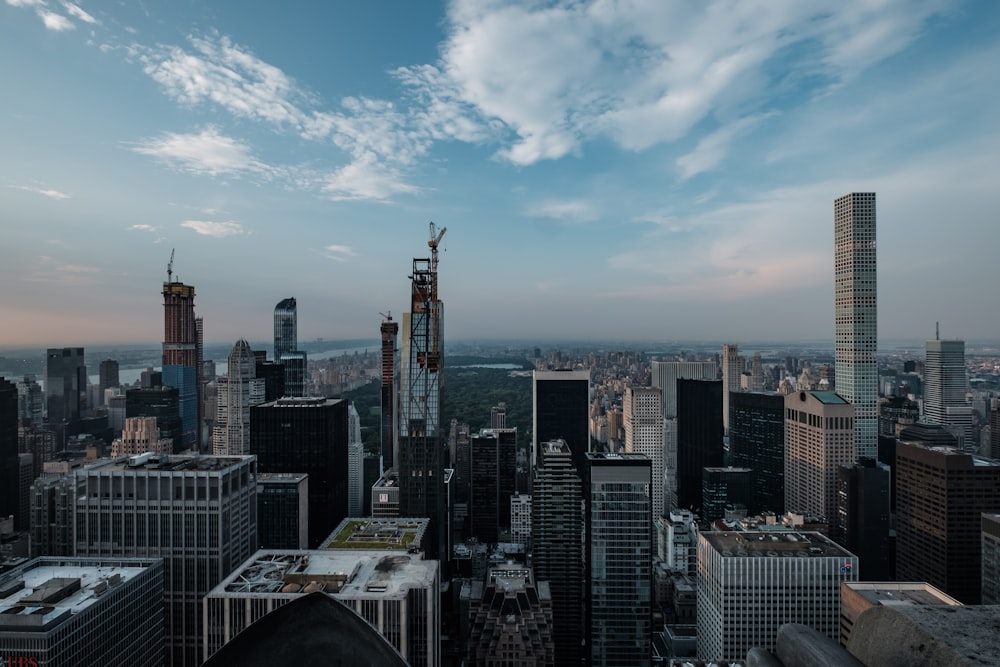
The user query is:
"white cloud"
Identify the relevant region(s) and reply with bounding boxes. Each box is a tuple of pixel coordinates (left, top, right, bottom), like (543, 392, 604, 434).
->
(129, 127, 270, 177)
(676, 112, 776, 180)
(9, 184, 71, 200)
(127, 224, 156, 232)
(323, 244, 357, 262)
(61, 1, 96, 24)
(37, 9, 74, 31)
(5, 0, 46, 7)
(320, 153, 420, 202)
(526, 199, 600, 223)
(180, 220, 245, 237)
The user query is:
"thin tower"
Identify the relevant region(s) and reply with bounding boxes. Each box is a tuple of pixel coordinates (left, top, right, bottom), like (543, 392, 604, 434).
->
(380, 312, 399, 473)
(162, 250, 200, 450)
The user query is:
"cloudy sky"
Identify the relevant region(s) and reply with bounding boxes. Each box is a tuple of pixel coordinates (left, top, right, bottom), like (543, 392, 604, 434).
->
(2, 0, 998, 348)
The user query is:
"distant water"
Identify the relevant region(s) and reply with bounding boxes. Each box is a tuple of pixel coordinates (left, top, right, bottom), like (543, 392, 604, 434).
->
(451, 363, 523, 370)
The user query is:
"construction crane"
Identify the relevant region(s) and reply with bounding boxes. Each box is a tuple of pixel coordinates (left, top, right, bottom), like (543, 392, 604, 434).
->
(427, 222, 446, 372)
(167, 248, 175, 283)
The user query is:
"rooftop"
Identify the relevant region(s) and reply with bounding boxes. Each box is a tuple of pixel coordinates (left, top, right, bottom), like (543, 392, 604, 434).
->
(323, 518, 428, 552)
(701, 531, 855, 558)
(843, 582, 962, 607)
(810, 391, 849, 405)
(258, 472, 308, 483)
(87, 453, 254, 473)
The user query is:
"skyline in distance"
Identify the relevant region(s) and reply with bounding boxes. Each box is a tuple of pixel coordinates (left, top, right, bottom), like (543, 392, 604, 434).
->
(2, 1, 999, 347)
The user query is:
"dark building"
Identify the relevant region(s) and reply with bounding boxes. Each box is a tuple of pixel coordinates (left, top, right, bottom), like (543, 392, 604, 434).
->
(450, 422, 471, 542)
(273, 298, 307, 398)
(256, 473, 309, 549)
(126, 386, 182, 453)
(97, 359, 119, 406)
(990, 403, 1000, 460)
(895, 439, 1000, 603)
(362, 453, 381, 516)
(466, 563, 555, 666)
(380, 314, 399, 472)
(45, 348, 86, 443)
(29, 474, 74, 557)
(0, 378, 18, 526)
(469, 432, 500, 544)
(532, 369, 590, 474)
(162, 277, 200, 450)
(18, 421, 55, 482)
(532, 439, 584, 667)
(585, 452, 652, 667)
(879, 395, 920, 436)
(253, 350, 286, 403)
(676, 379, 723, 512)
(836, 458, 891, 581)
(701, 466, 752, 523)
(251, 397, 349, 547)
(728, 391, 785, 515)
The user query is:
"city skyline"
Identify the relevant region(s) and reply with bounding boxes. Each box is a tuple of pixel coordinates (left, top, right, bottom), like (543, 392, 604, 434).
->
(2, 1, 999, 346)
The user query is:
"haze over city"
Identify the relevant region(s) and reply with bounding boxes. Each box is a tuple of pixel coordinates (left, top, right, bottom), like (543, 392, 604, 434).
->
(2, 0, 999, 347)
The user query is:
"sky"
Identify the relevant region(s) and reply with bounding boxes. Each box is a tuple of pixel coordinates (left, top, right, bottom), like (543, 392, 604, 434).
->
(2, 0, 999, 348)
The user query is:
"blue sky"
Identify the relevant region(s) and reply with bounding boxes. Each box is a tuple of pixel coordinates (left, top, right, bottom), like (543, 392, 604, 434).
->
(2, 0, 998, 347)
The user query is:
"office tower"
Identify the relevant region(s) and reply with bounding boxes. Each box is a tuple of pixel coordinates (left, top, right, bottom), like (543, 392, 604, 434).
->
(74, 454, 257, 667)
(532, 369, 591, 473)
(467, 563, 555, 666)
(624, 385, 665, 517)
(140, 367, 163, 388)
(840, 582, 961, 646)
(510, 492, 531, 542)
(348, 402, 363, 516)
(97, 359, 119, 407)
(126, 386, 182, 453)
(924, 336, 972, 448)
(212, 339, 265, 456)
(879, 395, 920, 436)
(203, 549, 440, 666)
(834, 192, 878, 460)
(0, 378, 17, 527)
(532, 440, 584, 666)
(251, 397, 349, 547)
(836, 458, 891, 581)
(467, 429, 515, 544)
(696, 531, 858, 661)
(274, 297, 307, 397)
(16, 375, 44, 426)
(729, 392, 785, 515)
(371, 470, 401, 518)
(0, 557, 164, 667)
(490, 402, 507, 429)
(162, 269, 200, 450)
(585, 452, 651, 667)
(675, 379, 723, 512)
(363, 454, 380, 516)
(785, 390, 856, 525)
(398, 226, 446, 559)
(983, 514, 1000, 604)
(749, 352, 764, 392)
(721, 344, 741, 433)
(257, 473, 309, 549)
(18, 421, 54, 484)
(895, 440, 1000, 603)
(29, 473, 74, 557)
(701, 466, 752, 523)
(380, 313, 399, 472)
(990, 403, 1000, 460)
(111, 416, 171, 457)
(44, 347, 86, 428)
(650, 360, 716, 419)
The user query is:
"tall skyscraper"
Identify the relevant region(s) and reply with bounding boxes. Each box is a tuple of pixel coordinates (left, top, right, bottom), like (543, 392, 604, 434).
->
(924, 335, 972, 448)
(250, 397, 349, 547)
(650, 360, 716, 420)
(784, 390, 856, 525)
(532, 439, 584, 666)
(895, 440, 1000, 604)
(675, 379, 723, 512)
(74, 454, 257, 667)
(729, 391, 785, 515)
(126, 386, 182, 453)
(212, 339, 265, 456)
(15, 375, 44, 426)
(97, 359, 119, 407)
(398, 224, 446, 559)
(347, 402, 363, 516)
(836, 458, 891, 581)
(624, 385, 664, 517)
(532, 369, 590, 473)
(256, 472, 309, 550)
(834, 192, 878, 460)
(45, 347, 86, 429)
(585, 452, 651, 667)
(721, 344, 741, 434)
(0, 377, 18, 527)
(274, 297, 307, 397)
(162, 265, 199, 450)
(380, 313, 399, 472)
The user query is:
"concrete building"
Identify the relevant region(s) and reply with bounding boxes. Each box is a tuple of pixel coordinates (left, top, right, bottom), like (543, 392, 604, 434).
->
(74, 454, 257, 667)
(834, 192, 878, 460)
(28, 474, 74, 557)
(624, 385, 665, 518)
(257, 472, 309, 550)
(348, 402, 364, 517)
(112, 415, 172, 457)
(0, 557, 164, 667)
(203, 549, 439, 666)
(510, 492, 531, 543)
(126, 386, 182, 454)
(585, 452, 652, 667)
(784, 390, 855, 526)
(983, 513, 1000, 604)
(895, 441, 1000, 603)
(840, 581, 961, 646)
(721, 344, 741, 434)
(650, 360, 717, 420)
(729, 391, 785, 515)
(923, 337, 972, 448)
(372, 470, 401, 518)
(696, 531, 858, 661)
(212, 339, 265, 456)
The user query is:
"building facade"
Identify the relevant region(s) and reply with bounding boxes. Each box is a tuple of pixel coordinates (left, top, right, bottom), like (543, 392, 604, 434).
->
(729, 391, 785, 515)
(532, 369, 590, 473)
(624, 385, 664, 518)
(0, 378, 18, 527)
(274, 297, 307, 397)
(257, 473, 309, 550)
(112, 416, 172, 457)
(466, 563, 554, 667)
(923, 337, 972, 448)
(212, 339, 265, 456)
(721, 344, 741, 434)
(834, 192, 878, 460)
(380, 314, 399, 472)
(983, 514, 1000, 605)
(676, 379, 723, 512)
(835, 458, 891, 581)
(162, 279, 200, 450)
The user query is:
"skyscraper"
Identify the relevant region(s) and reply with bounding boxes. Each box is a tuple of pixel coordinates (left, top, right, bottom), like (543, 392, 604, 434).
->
(45, 347, 86, 429)
(398, 225, 446, 559)
(585, 452, 652, 667)
(836, 458, 891, 581)
(97, 358, 119, 407)
(212, 339, 265, 456)
(0, 377, 18, 527)
(624, 385, 664, 517)
(532, 369, 590, 473)
(729, 391, 785, 515)
(348, 402, 363, 516)
(721, 344, 741, 434)
(924, 335, 972, 448)
(274, 297, 307, 397)
(834, 192, 878, 460)
(675, 379, 723, 512)
(380, 313, 399, 472)
(162, 269, 199, 450)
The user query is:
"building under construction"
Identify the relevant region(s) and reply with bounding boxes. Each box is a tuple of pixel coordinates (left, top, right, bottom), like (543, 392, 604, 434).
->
(398, 223, 446, 560)
(162, 250, 202, 451)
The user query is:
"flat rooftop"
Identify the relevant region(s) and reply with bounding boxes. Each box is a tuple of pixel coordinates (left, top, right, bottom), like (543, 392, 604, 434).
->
(701, 531, 855, 558)
(87, 454, 253, 473)
(323, 518, 428, 552)
(258, 473, 308, 483)
(811, 391, 848, 404)
(210, 550, 437, 600)
(0, 559, 156, 632)
(844, 582, 962, 607)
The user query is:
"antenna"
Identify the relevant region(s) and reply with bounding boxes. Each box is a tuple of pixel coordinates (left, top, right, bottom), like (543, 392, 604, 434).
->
(167, 248, 175, 283)
(379, 311, 392, 321)
(936, 321, 940, 340)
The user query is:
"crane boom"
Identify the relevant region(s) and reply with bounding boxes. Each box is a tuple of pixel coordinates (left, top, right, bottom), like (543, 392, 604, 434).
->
(167, 248, 175, 283)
